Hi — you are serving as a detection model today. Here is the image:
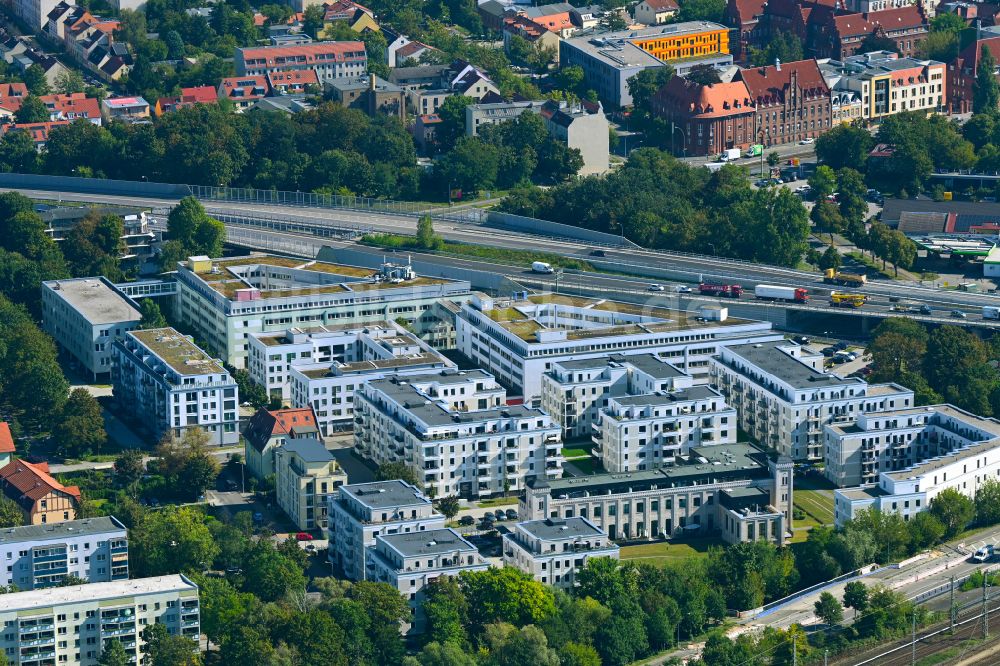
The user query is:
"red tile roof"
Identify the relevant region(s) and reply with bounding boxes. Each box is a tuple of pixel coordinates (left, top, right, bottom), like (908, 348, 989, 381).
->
(657, 76, 755, 118)
(832, 6, 925, 35)
(0, 458, 81, 512)
(0, 82, 27, 98)
(0, 120, 71, 144)
(728, 0, 766, 21)
(244, 407, 319, 453)
(643, 0, 680, 11)
(39, 93, 101, 120)
(739, 59, 830, 103)
(267, 69, 320, 89)
(0, 422, 13, 454)
(239, 41, 366, 67)
(956, 36, 1000, 73)
(219, 76, 269, 102)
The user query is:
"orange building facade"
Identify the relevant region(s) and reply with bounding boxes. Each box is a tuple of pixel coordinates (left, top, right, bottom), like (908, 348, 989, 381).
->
(632, 25, 729, 62)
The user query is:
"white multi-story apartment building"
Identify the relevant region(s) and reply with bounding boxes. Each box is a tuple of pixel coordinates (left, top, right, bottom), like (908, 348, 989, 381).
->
(502, 517, 618, 588)
(818, 51, 946, 120)
(41, 278, 142, 382)
(173, 255, 472, 369)
(366, 528, 488, 633)
(354, 370, 564, 498)
(11, 0, 65, 28)
(824, 404, 1000, 487)
(235, 41, 368, 85)
(247, 323, 453, 434)
(327, 480, 445, 581)
(522, 443, 794, 544)
(274, 437, 346, 532)
(456, 293, 781, 401)
(597, 386, 737, 473)
(834, 407, 1000, 527)
(111, 328, 239, 446)
(710, 341, 914, 461)
(0, 575, 200, 666)
(540, 353, 736, 472)
(0, 517, 128, 590)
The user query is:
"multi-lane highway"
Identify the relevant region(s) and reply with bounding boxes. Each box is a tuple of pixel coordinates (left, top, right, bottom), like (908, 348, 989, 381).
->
(12, 184, 1000, 324)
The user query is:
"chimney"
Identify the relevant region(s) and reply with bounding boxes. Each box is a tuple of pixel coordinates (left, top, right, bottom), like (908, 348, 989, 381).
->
(775, 57, 781, 71)
(369, 73, 376, 92)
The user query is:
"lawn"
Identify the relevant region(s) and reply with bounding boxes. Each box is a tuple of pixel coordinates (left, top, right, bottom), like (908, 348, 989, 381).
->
(565, 457, 603, 476)
(562, 446, 590, 459)
(476, 497, 520, 508)
(795, 488, 836, 526)
(619, 537, 720, 565)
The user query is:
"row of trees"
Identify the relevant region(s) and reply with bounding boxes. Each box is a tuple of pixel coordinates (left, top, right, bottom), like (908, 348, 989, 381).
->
(499, 149, 811, 267)
(868, 317, 1000, 416)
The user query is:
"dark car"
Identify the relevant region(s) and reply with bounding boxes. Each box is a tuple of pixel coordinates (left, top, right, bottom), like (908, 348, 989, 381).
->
(919, 305, 932, 315)
(459, 515, 475, 526)
(793, 335, 810, 345)
(821, 347, 836, 357)
(506, 509, 518, 520)
(834, 341, 849, 351)
(494, 509, 506, 520)
(951, 310, 968, 319)
(590, 249, 607, 257)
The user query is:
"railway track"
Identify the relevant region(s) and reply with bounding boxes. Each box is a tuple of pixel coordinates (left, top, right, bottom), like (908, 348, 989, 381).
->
(835, 599, 1000, 666)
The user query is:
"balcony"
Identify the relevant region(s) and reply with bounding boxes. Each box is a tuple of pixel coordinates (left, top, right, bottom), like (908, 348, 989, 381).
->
(20, 623, 54, 634)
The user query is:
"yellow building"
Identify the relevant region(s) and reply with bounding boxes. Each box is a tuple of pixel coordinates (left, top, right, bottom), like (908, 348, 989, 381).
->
(632, 24, 729, 62)
(275, 436, 347, 532)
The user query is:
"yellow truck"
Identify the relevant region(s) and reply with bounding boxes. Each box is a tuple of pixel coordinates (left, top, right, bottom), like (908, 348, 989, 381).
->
(829, 292, 867, 308)
(824, 269, 867, 288)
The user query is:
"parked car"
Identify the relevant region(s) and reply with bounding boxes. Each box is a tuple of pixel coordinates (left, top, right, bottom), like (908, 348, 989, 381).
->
(506, 509, 518, 520)
(799, 137, 815, 144)
(834, 341, 849, 351)
(821, 347, 836, 357)
(755, 179, 770, 187)
(648, 283, 665, 292)
(296, 532, 314, 541)
(793, 335, 810, 345)
(459, 515, 475, 526)
(951, 310, 968, 319)
(494, 509, 506, 520)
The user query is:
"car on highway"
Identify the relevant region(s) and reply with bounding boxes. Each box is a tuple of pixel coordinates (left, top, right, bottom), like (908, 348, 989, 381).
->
(590, 249, 607, 257)
(648, 284, 665, 292)
(951, 310, 968, 319)
(799, 137, 815, 145)
(674, 285, 693, 293)
(972, 545, 995, 563)
(919, 305, 932, 315)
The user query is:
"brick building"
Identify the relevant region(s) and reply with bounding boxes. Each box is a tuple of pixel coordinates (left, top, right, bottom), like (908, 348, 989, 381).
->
(948, 36, 1000, 114)
(651, 76, 756, 156)
(812, 6, 929, 59)
(724, 0, 768, 60)
(737, 59, 832, 146)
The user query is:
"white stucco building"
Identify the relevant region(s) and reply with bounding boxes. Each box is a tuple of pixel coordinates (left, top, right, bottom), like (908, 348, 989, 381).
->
(111, 327, 239, 446)
(41, 278, 142, 381)
(710, 341, 914, 461)
(327, 480, 445, 581)
(502, 517, 618, 588)
(174, 255, 471, 369)
(354, 370, 564, 498)
(456, 293, 780, 402)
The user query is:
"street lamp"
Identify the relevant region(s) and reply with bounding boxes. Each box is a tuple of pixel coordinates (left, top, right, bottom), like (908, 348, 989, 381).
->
(670, 122, 687, 157)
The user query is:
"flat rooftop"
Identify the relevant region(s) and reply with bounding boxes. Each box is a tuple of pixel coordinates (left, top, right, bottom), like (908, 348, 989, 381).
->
(378, 527, 476, 557)
(299, 354, 447, 378)
(44, 278, 141, 326)
(483, 294, 754, 343)
(517, 517, 604, 541)
(281, 437, 333, 463)
(887, 436, 1000, 481)
(611, 385, 723, 406)
(128, 328, 226, 376)
(722, 341, 864, 390)
(0, 575, 196, 611)
(254, 321, 397, 346)
(564, 21, 727, 68)
(369, 376, 544, 428)
(340, 480, 432, 510)
(838, 485, 887, 501)
(0, 517, 124, 545)
(530, 443, 774, 495)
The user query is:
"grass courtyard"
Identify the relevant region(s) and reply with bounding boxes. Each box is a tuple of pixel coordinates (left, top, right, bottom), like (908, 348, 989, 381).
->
(619, 537, 720, 567)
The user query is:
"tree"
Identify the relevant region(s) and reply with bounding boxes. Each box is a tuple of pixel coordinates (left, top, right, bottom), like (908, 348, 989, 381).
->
(837, 167, 868, 223)
(626, 66, 674, 114)
(751, 31, 804, 68)
(14, 96, 49, 124)
(808, 165, 837, 200)
(930, 488, 975, 539)
(685, 65, 721, 86)
(233, 369, 268, 410)
(22, 65, 50, 95)
(98, 639, 130, 666)
(815, 124, 874, 171)
(242, 539, 307, 601)
(975, 44, 1000, 114)
(141, 623, 202, 666)
(416, 214, 442, 250)
(483, 623, 559, 666)
(407, 642, 478, 666)
(0, 129, 39, 173)
(0, 495, 23, 528)
(843, 581, 869, 618)
(818, 245, 841, 270)
(435, 96, 476, 152)
(678, 0, 725, 22)
(196, 576, 259, 647)
(459, 567, 556, 629)
(814, 591, 844, 626)
(559, 642, 601, 666)
(140, 299, 168, 329)
(976, 478, 1000, 526)
(376, 461, 421, 486)
(54, 69, 85, 95)
(435, 496, 461, 519)
(423, 577, 470, 647)
(155, 428, 221, 499)
(767, 151, 780, 168)
(910, 511, 946, 550)
(52, 388, 106, 457)
(114, 448, 146, 487)
(131, 505, 220, 577)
